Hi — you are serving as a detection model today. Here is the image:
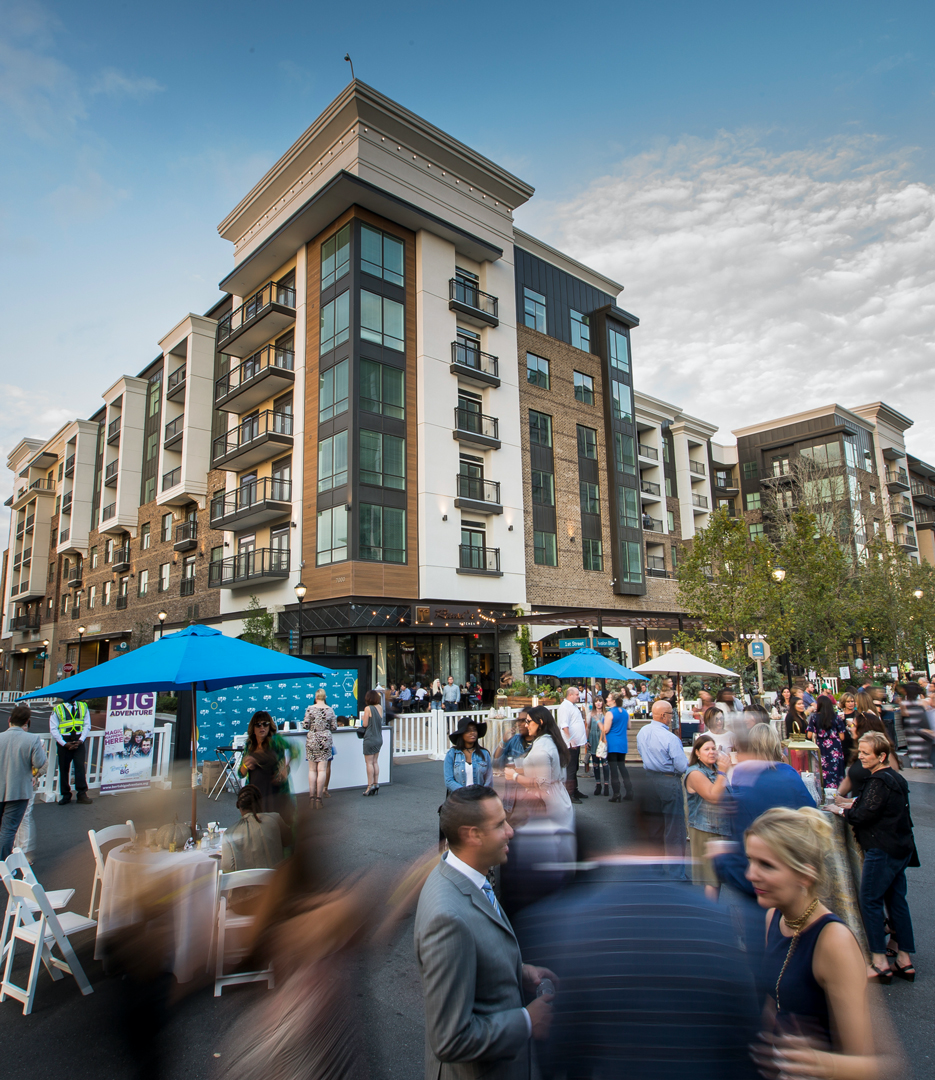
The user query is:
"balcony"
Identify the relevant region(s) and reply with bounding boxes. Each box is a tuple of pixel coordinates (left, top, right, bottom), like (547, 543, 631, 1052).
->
(25, 514, 34, 532)
(640, 480, 661, 501)
(215, 345, 296, 413)
(61, 492, 72, 516)
(173, 520, 198, 552)
(107, 416, 121, 444)
(897, 529, 918, 551)
(21, 547, 32, 565)
(59, 528, 69, 543)
(116, 595, 128, 610)
(16, 521, 24, 539)
(689, 460, 706, 476)
(113, 546, 131, 573)
(457, 544, 502, 576)
(890, 498, 913, 522)
(71, 606, 81, 619)
(164, 415, 184, 450)
(11, 478, 56, 510)
(454, 474, 502, 515)
(12, 553, 21, 569)
(642, 515, 663, 533)
(216, 280, 297, 358)
(101, 502, 117, 522)
(760, 471, 794, 485)
(213, 410, 294, 471)
(453, 408, 500, 451)
(714, 472, 739, 493)
(67, 566, 82, 588)
(911, 480, 935, 506)
(10, 614, 40, 632)
(166, 364, 187, 401)
(65, 454, 75, 478)
(646, 556, 670, 578)
(638, 443, 658, 460)
(885, 468, 910, 492)
(449, 341, 500, 389)
(448, 278, 499, 328)
(915, 508, 935, 529)
(180, 576, 196, 597)
(162, 467, 181, 491)
(209, 547, 290, 589)
(104, 459, 119, 487)
(210, 477, 292, 531)
(692, 493, 709, 510)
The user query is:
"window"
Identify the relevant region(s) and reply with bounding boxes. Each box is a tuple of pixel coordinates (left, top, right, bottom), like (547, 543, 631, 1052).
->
(534, 530, 557, 566)
(360, 291, 404, 351)
(319, 359, 349, 422)
(55, 495, 60, 515)
(582, 538, 603, 571)
(161, 513, 172, 543)
(461, 525, 487, 568)
(359, 430, 405, 489)
(531, 471, 555, 506)
(667, 509, 675, 532)
(360, 224, 404, 286)
(140, 523, 151, 550)
(90, 546, 98, 569)
(526, 352, 550, 389)
(523, 288, 547, 333)
(148, 373, 162, 417)
(146, 432, 158, 461)
(800, 442, 842, 467)
(671, 545, 679, 569)
(105, 538, 114, 563)
(87, 585, 96, 610)
(742, 461, 759, 480)
(844, 438, 859, 469)
(614, 432, 636, 475)
(320, 291, 350, 354)
(577, 425, 597, 460)
(103, 580, 112, 606)
(770, 455, 791, 477)
(360, 504, 406, 563)
(61, 594, 68, 615)
(138, 569, 149, 597)
(360, 359, 404, 419)
(318, 431, 348, 492)
(159, 563, 170, 592)
(182, 554, 196, 578)
(321, 224, 350, 290)
(57, 462, 63, 481)
(580, 481, 600, 514)
(573, 371, 594, 405)
(749, 523, 765, 540)
(119, 575, 129, 597)
(529, 410, 552, 447)
(211, 546, 223, 564)
(143, 476, 155, 503)
(611, 381, 632, 423)
(317, 506, 349, 565)
(571, 310, 590, 351)
(619, 486, 640, 529)
(803, 476, 846, 503)
(620, 540, 642, 583)
(609, 327, 629, 372)
(665, 476, 673, 496)
(745, 492, 762, 511)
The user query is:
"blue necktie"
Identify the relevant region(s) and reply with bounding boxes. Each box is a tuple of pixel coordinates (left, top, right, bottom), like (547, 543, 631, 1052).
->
(482, 881, 503, 919)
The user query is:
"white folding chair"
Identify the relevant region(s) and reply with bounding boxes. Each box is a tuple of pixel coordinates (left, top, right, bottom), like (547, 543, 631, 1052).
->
(0, 877, 95, 1015)
(214, 868, 276, 997)
(87, 821, 136, 919)
(1, 851, 75, 962)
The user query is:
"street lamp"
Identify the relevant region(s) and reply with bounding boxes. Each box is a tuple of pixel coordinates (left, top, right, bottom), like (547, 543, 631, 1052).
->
(294, 582, 307, 655)
(770, 567, 792, 690)
(912, 589, 929, 677)
(76, 625, 86, 675)
(157, 611, 168, 639)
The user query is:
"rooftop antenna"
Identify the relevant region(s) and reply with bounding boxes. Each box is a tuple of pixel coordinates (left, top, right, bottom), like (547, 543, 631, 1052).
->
(344, 53, 355, 81)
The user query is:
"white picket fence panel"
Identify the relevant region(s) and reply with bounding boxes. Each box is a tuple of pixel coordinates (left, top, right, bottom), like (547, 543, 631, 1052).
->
(392, 705, 560, 760)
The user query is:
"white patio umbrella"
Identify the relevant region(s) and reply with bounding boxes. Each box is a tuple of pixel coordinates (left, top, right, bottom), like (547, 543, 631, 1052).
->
(633, 648, 738, 732)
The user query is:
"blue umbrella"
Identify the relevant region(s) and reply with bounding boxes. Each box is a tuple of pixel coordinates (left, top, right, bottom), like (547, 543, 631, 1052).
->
(525, 647, 645, 681)
(19, 624, 328, 836)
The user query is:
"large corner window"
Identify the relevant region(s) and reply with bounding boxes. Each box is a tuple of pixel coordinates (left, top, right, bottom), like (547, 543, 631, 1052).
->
(620, 539, 642, 583)
(523, 288, 547, 334)
(320, 291, 350, 355)
(360, 504, 406, 563)
(318, 431, 348, 493)
(529, 410, 553, 447)
(317, 506, 348, 566)
(321, 224, 350, 290)
(534, 530, 557, 566)
(526, 352, 550, 389)
(571, 309, 590, 351)
(319, 359, 349, 422)
(614, 432, 636, 476)
(360, 359, 404, 419)
(611, 381, 633, 423)
(361, 290, 404, 352)
(609, 327, 629, 372)
(360, 430, 405, 490)
(361, 224, 404, 286)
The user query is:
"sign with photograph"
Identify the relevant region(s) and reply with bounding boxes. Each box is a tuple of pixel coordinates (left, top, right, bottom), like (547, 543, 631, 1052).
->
(101, 692, 157, 793)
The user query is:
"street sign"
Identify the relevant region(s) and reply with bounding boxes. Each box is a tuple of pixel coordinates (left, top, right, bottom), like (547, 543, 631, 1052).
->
(747, 639, 770, 661)
(559, 637, 619, 650)
(63, 662, 74, 674)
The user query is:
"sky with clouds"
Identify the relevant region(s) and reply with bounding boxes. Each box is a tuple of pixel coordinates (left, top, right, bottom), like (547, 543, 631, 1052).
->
(1, 0, 933, 518)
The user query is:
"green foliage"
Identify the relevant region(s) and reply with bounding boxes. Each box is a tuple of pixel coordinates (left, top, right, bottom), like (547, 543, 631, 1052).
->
(517, 625, 535, 677)
(506, 680, 530, 696)
(156, 693, 179, 714)
(856, 537, 935, 669)
(240, 595, 280, 651)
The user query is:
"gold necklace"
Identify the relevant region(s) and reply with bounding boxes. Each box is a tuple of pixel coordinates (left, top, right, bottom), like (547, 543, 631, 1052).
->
(774, 898, 820, 1013)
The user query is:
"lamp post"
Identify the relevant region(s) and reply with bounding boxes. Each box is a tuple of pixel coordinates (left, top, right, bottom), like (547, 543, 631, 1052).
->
(771, 567, 793, 691)
(294, 582, 307, 656)
(76, 625, 86, 675)
(912, 589, 930, 678)
(157, 611, 168, 640)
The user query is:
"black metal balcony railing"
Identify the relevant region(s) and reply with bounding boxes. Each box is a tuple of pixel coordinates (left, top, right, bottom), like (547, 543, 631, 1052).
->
(714, 472, 736, 488)
(692, 493, 709, 509)
(15, 521, 24, 538)
(180, 577, 196, 597)
(11, 614, 41, 631)
(65, 454, 75, 477)
(164, 415, 184, 443)
(162, 467, 181, 491)
(22, 547, 32, 564)
(209, 547, 290, 587)
(116, 595, 128, 610)
(114, 545, 131, 567)
(216, 280, 297, 348)
(911, 480, 935, 500)
(640, 480, 661, 496)
(61, 493, 72, 515)
(25, 514, 34, 531)
(13, 553, 21, 569)
(67, 566, 82, 587)
(459, 544, 501, 573)
(71, 606, 81, 619)
(59, 528, 70, 543)
(215, 345, 295, 402)
(689, 459, 706, 476)
(450, 341, 499, 379)
(638, 443, 658, 460)
(889, 498, 913, 519)
(886, 468, 910, 487)
(915, 508, 935, 526)
(642, 516, 664, 532)
(453, 408, 499, 441)
(212, 410, 294, 462)
(174, 520, 197, 545)
(104, 459, 119, 484)
(107, 416, 121, 442)
(449, 278, 498, 320)
(210, 477, 292, 525)
(167, 364, 186, 393)
(647, 555, 667, 572)
(456, 474, 501, 505)
(101, 502, 116, 521)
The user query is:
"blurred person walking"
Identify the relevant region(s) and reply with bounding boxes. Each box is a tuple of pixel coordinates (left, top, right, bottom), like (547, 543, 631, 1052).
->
(303, 688, 337, 810)
(51, 697, 92, 804)
(239, 711, 294, 820)
(445, 718, 493, 792)
(635, 700, 687, 876)
(770, 687, 793, 721)
(414, 786, 555, 1080)
(505, 707, 573, 832)
(684, 734, 731, 899)
(588, 699, 609, 796)
(900, 681, 934, 768)
(784, 692, 809, 737)
(603, 691, 633, 802)
(807, 696, 847, 788)
(493, 712, 532, 817)
(0, 704, 46, 860)
(360, 689, 385, 795)
(703, 706, 734, 754)
(557, 686, 588, 802)
(221, 784, 288, 874)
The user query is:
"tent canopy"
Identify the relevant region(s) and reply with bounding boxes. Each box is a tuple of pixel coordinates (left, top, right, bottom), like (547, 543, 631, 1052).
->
(526, 647, 645, 681)
(633, 647, 737, 678)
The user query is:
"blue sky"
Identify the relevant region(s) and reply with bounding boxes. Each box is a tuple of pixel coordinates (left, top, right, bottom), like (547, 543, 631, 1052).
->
(2, 0, 934, 488)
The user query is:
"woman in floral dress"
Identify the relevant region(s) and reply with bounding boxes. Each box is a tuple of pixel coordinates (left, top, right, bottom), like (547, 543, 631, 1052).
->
(807, 695, 846, 788)
(303, 689, 337, 809)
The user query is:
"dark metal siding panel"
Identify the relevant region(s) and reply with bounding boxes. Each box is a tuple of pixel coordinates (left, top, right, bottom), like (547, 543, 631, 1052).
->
(514, 246, 615, 349)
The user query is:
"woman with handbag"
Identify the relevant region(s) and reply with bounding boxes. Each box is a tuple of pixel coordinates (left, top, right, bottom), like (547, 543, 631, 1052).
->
(359, 690, 384, 796)
(588, 700, 609, 796)
(239, 711, 295, 822)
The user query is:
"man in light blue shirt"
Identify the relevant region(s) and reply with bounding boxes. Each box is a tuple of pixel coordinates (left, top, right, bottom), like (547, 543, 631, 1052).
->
(442, 675, 461, 712)
(636, 701, 688, 878)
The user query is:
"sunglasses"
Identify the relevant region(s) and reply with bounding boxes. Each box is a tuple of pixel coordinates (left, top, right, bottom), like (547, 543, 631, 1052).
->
(255, 721, 271, 728)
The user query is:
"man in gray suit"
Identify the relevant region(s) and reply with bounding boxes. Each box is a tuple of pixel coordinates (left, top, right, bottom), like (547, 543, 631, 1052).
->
(414, 786, 554, 1079)
(0, 704, 47, 860)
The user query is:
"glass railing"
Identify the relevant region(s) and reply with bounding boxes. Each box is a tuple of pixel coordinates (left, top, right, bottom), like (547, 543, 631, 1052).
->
(162, 467, 181, 491)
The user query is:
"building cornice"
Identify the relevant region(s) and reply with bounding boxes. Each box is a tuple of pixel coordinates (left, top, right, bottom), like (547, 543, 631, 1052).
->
(513, 229, 624, 296)
(732, 403, 874, 440)
(849, 401, 914, 434)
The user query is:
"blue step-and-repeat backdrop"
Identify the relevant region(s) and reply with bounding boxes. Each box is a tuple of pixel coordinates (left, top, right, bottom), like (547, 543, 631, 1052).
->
(196, 667, 359, 757)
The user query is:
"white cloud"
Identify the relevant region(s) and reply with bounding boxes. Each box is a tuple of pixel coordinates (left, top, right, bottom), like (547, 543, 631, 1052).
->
(89, 68, 164, 99)
(46, 162, 129, 224)
(0, 35, 84, 141)
(520, 132, 935, 458)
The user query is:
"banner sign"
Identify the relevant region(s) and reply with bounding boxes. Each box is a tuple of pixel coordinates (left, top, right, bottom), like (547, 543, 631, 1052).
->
(558, 638, 619, 650)
(101, 692, 157, 793)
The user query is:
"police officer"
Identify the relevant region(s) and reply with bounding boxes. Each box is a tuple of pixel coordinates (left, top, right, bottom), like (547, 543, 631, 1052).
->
(51, 699, 92, 804)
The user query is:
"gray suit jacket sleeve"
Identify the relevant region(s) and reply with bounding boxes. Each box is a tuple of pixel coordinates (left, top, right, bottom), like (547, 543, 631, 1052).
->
(31, 736, 48, 776)
(417, 908, 529, 1064)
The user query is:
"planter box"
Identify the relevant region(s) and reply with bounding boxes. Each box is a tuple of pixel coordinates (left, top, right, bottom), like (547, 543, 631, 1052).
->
(503, 696, 556, 708)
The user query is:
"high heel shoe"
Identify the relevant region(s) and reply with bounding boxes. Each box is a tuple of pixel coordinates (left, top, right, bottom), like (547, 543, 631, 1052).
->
(362, 786, 373, 796)
(609, 794, 621, 803)
(892, 961, 916, 982)
(372, 785, 379, 795)
(868, 964, 892, 984)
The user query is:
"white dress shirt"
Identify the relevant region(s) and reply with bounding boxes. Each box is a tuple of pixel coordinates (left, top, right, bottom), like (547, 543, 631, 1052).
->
(557, 699, 587, 747)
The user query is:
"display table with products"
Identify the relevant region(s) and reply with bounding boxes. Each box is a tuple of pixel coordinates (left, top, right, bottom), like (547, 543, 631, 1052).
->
(278, 725, 393, 793)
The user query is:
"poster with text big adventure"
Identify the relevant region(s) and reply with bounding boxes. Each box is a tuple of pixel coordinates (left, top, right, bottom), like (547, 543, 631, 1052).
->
(101, 693, 157, 793)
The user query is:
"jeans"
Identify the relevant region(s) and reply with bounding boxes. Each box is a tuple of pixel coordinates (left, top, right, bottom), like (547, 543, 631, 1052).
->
(57, 740, 88, 797)
(590, 753, 609, 787)
(565, 746, 583, 795)
(607, 751, 632, 797)
(444, 701, 459, 712)
(0, 799, 29, 860)
(860, 847, 915, 954)
(643, 771, 687, 878)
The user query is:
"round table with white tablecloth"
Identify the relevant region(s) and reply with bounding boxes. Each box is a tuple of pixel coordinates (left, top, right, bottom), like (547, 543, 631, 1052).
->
(94, 846, 219, 983)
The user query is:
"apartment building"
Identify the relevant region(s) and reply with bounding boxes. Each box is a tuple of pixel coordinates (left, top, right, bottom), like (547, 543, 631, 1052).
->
(907, 454, 935, 565)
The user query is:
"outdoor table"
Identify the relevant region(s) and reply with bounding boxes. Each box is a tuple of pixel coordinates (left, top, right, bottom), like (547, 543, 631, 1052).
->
(94, 846, 219, 982)
(820, 808, 868, 957)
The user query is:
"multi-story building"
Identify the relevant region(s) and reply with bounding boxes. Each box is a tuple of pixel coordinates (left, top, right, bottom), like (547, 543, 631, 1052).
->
(907, 454, 935, 565)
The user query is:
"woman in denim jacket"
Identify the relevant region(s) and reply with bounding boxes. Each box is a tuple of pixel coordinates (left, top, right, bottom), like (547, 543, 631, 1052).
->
(443, 718, 493, 792)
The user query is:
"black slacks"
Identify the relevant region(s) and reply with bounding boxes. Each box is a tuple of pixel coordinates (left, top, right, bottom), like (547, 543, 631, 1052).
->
(57, 741, 88, 796)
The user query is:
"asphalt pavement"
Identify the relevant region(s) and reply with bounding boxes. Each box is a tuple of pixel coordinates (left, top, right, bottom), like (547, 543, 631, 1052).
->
(2, 760, 933, 1079)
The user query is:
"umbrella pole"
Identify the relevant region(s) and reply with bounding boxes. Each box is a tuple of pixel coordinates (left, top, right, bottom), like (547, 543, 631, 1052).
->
(190, 683, 198, 841)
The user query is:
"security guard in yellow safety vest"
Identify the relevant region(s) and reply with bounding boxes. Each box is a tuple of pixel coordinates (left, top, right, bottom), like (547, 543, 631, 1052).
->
(51, 700, 92, 804)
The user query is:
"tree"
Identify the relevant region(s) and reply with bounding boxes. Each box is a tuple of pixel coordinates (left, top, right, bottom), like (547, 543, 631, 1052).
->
(856, 538, 935, 673)
(240, 596, 280, 651)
